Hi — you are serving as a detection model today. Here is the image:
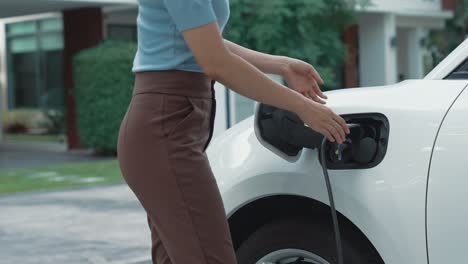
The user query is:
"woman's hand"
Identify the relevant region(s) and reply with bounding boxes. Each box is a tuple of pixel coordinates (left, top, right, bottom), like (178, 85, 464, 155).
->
(281, 58, 328, 104)
(297, 97, 350, 143)
(280, 58, 349, 142)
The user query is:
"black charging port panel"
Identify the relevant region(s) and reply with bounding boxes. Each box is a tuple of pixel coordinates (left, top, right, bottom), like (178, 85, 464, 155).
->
(323, 113, 390, 170)
(256, 104, 390, 169)
(256, 104, 304, 157)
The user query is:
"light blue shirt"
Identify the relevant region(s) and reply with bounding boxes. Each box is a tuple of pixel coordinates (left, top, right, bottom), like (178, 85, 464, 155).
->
(132, 0, 230, 73)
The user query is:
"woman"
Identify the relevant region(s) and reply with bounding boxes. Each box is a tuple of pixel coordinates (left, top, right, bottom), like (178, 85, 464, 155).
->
(116, 0, 350, 263)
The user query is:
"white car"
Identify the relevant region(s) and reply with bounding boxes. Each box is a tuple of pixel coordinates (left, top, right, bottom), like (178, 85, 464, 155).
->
(206, 38, 468, 264)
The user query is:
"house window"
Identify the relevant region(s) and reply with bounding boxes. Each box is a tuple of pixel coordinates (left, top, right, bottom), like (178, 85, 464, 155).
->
(107, 24, 137, 43)
(6, 17, 64, 110)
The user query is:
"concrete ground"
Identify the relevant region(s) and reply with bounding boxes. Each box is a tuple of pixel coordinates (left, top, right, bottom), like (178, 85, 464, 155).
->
(0, 184, 151, 264)
(0, 141, 114, 170)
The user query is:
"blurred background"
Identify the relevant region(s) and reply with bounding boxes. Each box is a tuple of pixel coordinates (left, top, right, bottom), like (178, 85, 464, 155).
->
(0, 0, 466, 263)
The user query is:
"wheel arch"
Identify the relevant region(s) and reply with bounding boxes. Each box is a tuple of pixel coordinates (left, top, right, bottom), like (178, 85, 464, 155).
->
(227, 194, 384, 262)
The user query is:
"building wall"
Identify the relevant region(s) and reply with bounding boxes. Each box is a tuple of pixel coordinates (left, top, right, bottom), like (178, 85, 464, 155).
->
(359, 13, 398, 86)
(343, 24, 359, 88)
(0, 22, 6, 110)
(397, 27, 426, 80)
(368, 0, 443, 12)
(62, 8, 103, 149)
(442, 0, 457, 10)
(0, 22, 5, 140)
(357, 0, 452, 87)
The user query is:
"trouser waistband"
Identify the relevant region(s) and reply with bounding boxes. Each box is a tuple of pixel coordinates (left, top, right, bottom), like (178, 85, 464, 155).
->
(133, 70, 214, 99)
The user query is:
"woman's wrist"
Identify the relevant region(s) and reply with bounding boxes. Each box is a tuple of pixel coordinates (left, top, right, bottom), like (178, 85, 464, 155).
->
(276, 56, 291, 76)
(289, 89, 310, 115)
(275, 57, 312, 115)
(257, 55, 289, 76)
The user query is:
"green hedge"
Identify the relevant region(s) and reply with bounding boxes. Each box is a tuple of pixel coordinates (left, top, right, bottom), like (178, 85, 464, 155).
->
(226, 0, 366, 89)
(73, 40, 137, 153)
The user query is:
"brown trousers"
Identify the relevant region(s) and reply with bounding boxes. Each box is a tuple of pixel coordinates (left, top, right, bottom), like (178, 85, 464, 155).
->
(116, 70, 238, 264)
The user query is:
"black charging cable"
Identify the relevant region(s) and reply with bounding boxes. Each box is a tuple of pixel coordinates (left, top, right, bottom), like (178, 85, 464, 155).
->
(319, 123, 360, 264)
(319, 136, 344, 264)
(264, 109, 359, 264)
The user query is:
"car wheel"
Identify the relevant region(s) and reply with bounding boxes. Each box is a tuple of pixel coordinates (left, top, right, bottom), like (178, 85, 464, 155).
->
(236, 217, 382, 264)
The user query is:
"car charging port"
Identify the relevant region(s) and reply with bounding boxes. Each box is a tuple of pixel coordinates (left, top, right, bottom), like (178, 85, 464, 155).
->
(321, 113, 390, 170)
(256, 104, 389, 169)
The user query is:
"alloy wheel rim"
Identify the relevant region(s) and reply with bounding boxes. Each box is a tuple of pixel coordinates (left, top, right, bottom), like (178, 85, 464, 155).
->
(256, 248, 331, 264)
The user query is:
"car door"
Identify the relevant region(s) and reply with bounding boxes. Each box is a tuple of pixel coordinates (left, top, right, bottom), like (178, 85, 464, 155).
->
(427, 60, 468, 263)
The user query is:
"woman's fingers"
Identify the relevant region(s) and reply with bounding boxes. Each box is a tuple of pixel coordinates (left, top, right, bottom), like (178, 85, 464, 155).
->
(311, 93, 326, 104)
(303, 91, 313, 100)
(307, 77, 327, 99)
(325, 123, 344, 144)
(332, 112, 350, 134)
(310, 79, 328, 99)
(301, 98, 348, 143)
(332, 120, 347, 142)
(314, 123, 339, 143)
(301, 90, 326, 105)
(324, 110, 348, 143)
(323, 122, 341, 144)
(309, 66, 324, 85)
(318, 127, 334, 143)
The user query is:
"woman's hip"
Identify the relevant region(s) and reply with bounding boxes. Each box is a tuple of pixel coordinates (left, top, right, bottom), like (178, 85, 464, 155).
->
(128, 70, 215, 144)
(116, 70, 217, 181)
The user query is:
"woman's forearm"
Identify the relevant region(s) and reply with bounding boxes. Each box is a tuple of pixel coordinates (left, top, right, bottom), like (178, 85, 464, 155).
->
(223, 39, 289, 76)
(210, 50, 307, 115)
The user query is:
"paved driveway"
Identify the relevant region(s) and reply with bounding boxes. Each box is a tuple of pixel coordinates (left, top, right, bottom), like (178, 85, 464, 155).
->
(0, 184, 151, 264)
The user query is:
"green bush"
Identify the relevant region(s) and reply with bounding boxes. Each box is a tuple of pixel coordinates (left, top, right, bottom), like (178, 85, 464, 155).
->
(226, 0, 366, 89)
(73, 40, 136, 153)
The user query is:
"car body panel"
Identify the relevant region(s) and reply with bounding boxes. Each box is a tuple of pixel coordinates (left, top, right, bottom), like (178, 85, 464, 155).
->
(427, 87, 468, 263)
(207, 80, 468, 264)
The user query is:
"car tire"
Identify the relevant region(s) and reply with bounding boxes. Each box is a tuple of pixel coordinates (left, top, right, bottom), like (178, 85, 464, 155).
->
(236, 217, 383, 264)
